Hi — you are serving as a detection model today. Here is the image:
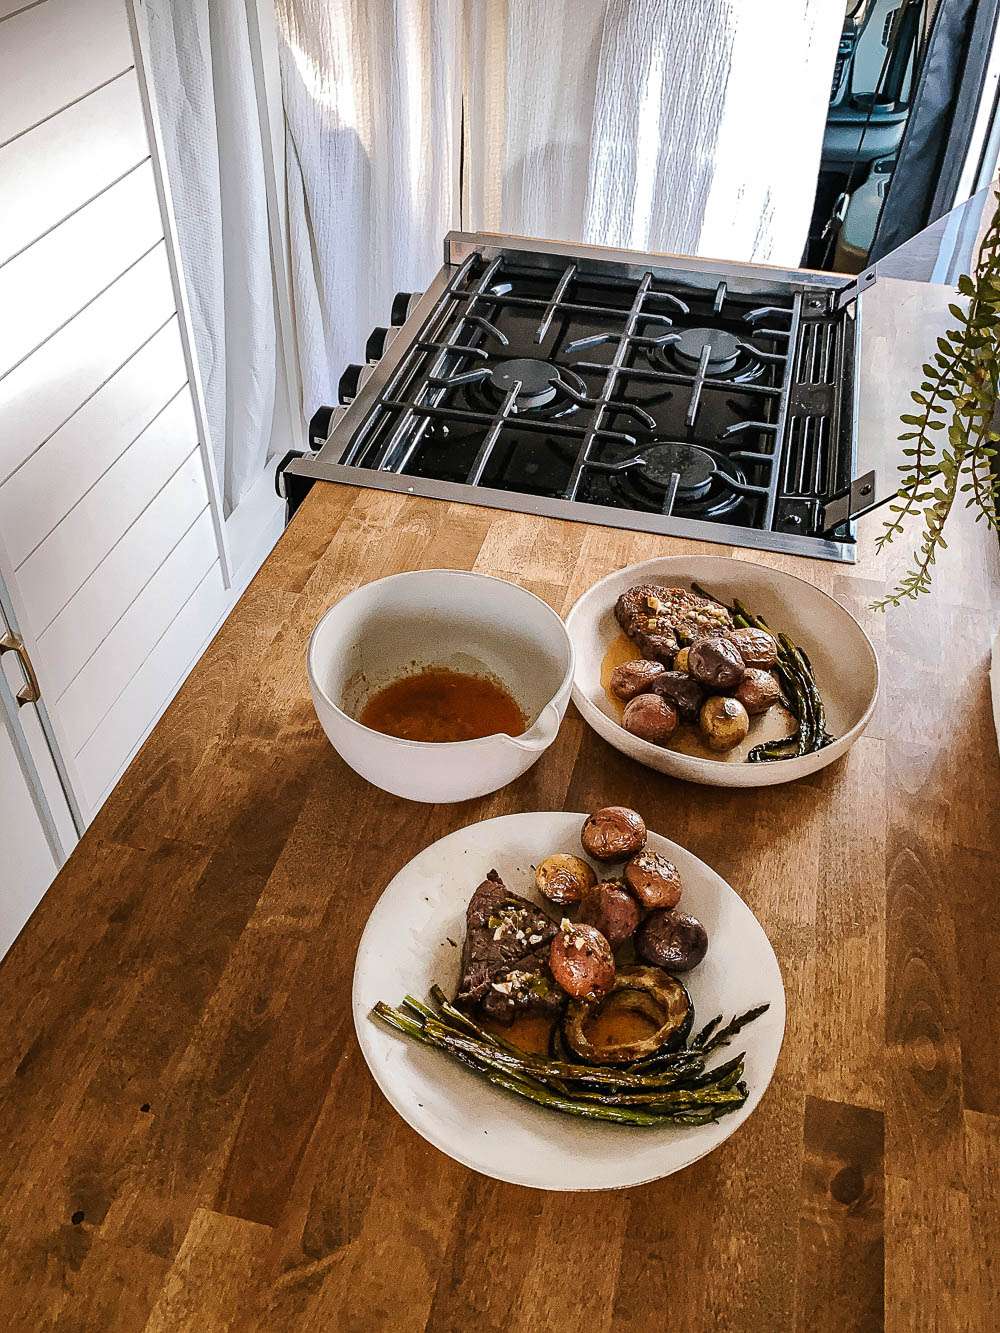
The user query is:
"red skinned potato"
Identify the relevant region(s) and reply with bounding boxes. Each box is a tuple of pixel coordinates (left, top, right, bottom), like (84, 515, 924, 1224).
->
(609, 659, 667, 701)
(687, 637, 745, 690)
(534, 854, 596, 906)
(549, 920, 616, 1001)
(726, 627, 778, 668)
(622, 693, 679, 745)
(735, 668, 781, 716)
(635, 909, 708, 972)
(578, 879, 641, 949)
(624, 849, 683, 911)
(581, 807, 647, 861)
(649, 670, 703, 722)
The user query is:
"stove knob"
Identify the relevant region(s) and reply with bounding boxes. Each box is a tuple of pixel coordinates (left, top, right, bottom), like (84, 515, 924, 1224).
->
(308, 404, 348, 446)
(309, 404, 335, 446)
(365, 325, 392, 362)
(338, 363, 365, 405)
(390, 291, 419, 326)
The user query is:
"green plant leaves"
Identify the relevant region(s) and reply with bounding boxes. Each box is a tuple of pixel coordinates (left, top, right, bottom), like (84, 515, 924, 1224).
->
(871, 188, 1000, 611)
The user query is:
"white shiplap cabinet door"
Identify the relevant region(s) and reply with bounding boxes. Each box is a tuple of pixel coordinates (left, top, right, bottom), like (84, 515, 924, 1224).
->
(0, 589, 76, 958)
(0, 0, 135, 147)
(0, 244, 177, 485)
(0, 162, 165, 379)
(0, 71, 149, 267)
(0, 0, 232, 832)
(0, 318, 189, 567)
(38, 452, 212, 700)
(0, 708, 59, 956)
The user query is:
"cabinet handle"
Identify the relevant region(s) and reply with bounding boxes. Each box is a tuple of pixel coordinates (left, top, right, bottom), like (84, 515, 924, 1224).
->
(0, 632, 41, 706)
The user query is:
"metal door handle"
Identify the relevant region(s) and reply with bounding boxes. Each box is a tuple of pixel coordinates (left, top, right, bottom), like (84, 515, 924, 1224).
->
(0, 632, 41, 706)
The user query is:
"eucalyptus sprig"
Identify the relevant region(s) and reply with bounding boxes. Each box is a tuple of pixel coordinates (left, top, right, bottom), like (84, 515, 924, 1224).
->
(872, 190, 1000, 610)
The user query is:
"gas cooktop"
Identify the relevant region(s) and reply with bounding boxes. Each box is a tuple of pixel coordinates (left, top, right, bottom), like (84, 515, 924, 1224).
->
(285, 232, 868, 561)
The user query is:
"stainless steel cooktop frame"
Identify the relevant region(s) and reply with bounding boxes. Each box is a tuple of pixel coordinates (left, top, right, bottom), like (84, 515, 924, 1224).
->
(287, 231, 861, 562)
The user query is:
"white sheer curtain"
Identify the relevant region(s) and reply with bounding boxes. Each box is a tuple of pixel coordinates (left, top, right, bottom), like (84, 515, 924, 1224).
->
(143, 0, 278, 515)
(145, 2, 839, 470)
(275, 1, 839, 425)
(463, 0, 843, 265)
(275, 0, 463, 417)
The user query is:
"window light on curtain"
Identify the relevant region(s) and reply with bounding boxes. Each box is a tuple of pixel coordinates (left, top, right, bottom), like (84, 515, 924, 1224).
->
(154, 1, 842, 438)
(277, 0, 840, 424)
(276, 0, 463, 421)
(462, 0, 843, 262)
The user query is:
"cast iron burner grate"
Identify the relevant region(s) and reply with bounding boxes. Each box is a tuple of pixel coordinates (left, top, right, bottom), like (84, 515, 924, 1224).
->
(328, 244, 854, 552)
(641, 441, 717, 495)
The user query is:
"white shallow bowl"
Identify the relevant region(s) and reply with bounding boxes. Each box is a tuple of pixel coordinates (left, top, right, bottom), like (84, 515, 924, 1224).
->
(565, 555, 879, 788)
(353, 811, 785, 1191)
(308, 569, 574, 803)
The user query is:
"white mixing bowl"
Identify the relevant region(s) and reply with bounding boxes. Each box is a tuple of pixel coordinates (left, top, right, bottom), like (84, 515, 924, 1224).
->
(307, 569, 575, 802)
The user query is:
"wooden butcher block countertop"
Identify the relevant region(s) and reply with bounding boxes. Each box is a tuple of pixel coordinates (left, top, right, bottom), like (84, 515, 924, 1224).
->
(0, 482, 998, 1332)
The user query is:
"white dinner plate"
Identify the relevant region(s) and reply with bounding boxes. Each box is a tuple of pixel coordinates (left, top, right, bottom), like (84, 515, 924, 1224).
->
(352, 811, 785, 1191)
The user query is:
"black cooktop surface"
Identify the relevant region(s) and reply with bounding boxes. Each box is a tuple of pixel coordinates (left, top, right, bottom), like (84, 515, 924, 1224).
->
(343, 255, 852, 539)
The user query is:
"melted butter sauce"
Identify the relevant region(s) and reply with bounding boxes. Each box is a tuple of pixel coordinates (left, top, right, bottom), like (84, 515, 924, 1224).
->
(582, 1004, 660, 1053)
(359, 667, 527, 743)
(482, 1013, 553, 1056)
(483, 997, 660, 1061)
(600, 631, 797, 763)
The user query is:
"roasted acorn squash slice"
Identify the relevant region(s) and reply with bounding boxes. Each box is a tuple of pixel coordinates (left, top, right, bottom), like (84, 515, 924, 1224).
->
(562, 966, 693, 1065)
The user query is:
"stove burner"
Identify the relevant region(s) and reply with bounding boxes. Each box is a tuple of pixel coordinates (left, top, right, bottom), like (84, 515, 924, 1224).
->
(488, 357, 562, 409)
(638, 442, 717, 500)
(671, 328, 741, 374)
(644, 324, 766, 386)
(460, 359, 588, 421)
(609, 441, 747, 521)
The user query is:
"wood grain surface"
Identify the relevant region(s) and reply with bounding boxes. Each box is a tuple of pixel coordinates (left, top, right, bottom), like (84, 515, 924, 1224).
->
(0, 483, 997, 1332)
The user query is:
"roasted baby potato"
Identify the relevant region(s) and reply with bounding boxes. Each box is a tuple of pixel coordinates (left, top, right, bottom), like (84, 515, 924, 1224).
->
(549, 920, 616, 1000)
(635, 908, 708, 972)
(735, 667, 781, 716)
(535, 853, 597, 907)
(622, 693, 679, 745)
(687, 636, 745, 689)
(673, 645, 691, 674)
(624, 848, 683, 911)
(726, 627, 779, 668)
(581, 807, 647, 861)
(609, 659, 667, 701)
(699, 695, 750, 752)
(578, 879, 641, 949)
(649, 670, 704, 722)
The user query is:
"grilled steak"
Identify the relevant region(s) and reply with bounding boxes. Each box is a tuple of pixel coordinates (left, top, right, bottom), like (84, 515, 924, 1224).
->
(615, 584, 733, 663)
(479, 945, 565, 1024)
(615, 583, 673, 638)
(455, 870, 557, 1010)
